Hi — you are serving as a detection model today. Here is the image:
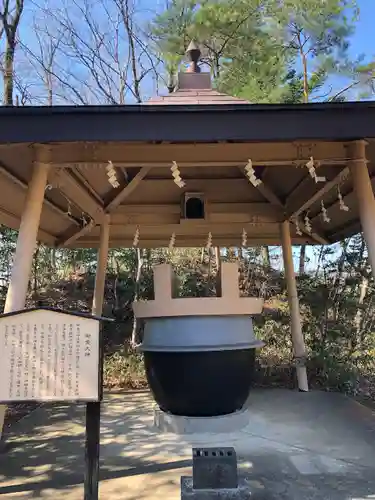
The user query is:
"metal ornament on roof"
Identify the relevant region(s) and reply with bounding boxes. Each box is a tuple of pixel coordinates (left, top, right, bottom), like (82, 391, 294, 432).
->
(306, 157, 326, 183)
(320, 200, 331, 223)
(186, 39, 201, 73)
(171, 161, 186, 188)
(244, 159, 262, 187)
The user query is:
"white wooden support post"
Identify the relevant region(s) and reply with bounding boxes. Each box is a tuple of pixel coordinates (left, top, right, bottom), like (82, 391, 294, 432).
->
(280, 221, 309, 392)
(0, 162, 50, 440)
(348, 141, 375, 277)
(92, 215, 110, 316)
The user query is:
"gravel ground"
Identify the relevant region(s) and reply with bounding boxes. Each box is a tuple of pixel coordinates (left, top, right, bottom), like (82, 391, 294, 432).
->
(3, 403, 42, 433)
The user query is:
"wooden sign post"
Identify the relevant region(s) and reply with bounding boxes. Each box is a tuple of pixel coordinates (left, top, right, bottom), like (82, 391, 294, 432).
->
(0, 307, 110, 500)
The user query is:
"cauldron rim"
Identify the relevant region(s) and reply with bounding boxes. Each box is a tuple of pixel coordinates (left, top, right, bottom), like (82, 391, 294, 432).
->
(140, 314, 264, 352)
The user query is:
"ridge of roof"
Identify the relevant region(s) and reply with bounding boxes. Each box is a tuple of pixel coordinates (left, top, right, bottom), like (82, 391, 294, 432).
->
(146, 88, 250, 105)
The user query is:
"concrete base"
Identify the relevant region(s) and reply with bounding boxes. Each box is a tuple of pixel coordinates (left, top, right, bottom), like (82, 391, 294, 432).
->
(181, 477, 252, 499)
(154, 406, 249, 434)
(1, 389, 375, 499)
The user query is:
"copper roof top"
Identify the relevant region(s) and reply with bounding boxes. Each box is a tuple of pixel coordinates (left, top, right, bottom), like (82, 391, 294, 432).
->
(146, 69, 249, 105)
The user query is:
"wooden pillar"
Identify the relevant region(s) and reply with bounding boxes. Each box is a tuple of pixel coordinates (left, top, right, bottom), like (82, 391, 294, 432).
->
(348, 141, 375, 277)
(280, 220, 309, 392)
(84, 216, 109, 500)
(92, 215, 110, 315)
(0, 162, 49, 439)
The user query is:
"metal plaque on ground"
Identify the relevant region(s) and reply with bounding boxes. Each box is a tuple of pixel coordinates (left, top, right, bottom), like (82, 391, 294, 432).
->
(0, 307, 104, 403)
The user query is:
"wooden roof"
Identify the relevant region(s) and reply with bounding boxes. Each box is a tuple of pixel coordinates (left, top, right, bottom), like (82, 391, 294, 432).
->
(1, 72, 375, 249)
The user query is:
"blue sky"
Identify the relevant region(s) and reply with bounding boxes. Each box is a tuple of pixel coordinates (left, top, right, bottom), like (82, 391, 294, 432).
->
(349, 0, 373, 61)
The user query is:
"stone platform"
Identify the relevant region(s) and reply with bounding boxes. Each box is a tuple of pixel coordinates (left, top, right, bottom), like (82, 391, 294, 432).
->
(1, 389, 375, 499)
(154, 406, 250, 434)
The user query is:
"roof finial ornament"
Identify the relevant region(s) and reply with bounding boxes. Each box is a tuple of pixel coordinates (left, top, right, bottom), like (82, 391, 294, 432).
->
(186, 40, 201, 73)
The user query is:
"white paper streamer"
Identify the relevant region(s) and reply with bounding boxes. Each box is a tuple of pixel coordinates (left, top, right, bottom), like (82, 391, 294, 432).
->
(241, 228, 247, 247)
(304, 213, 312, 233)
(171, 161, 186, 188)
(306, 156, 326, 183)
(244, 159, 262, 187)
(107, 161, 120, 188)
(338, 187, 349, 211)
(206, 231, 212, 250)
(133, 226, 140, 247)
(168, 232, 176, 250)
(320, 200, 331, 223)
(295, 220, 303, 236)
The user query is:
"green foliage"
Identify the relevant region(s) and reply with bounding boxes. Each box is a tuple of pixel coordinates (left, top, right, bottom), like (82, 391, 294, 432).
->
(151, 0, 362, 103)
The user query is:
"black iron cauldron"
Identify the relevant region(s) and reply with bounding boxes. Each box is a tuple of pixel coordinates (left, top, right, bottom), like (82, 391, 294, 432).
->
(140, 316, 263, 417)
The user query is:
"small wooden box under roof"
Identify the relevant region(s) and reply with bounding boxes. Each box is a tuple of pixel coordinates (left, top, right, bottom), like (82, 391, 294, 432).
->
(1, 51, 375, 248)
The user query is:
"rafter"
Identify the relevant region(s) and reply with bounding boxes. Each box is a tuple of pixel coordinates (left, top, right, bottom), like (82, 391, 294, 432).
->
(0, 162, 79, 226)
(0, 207, 56, 245)
(68, 167, 103, 204)
(35, 141, 348, 166)
(286, 167, 350, 218)
(105, 166, 152, 212)
(295, 216, 330, 245)
(55, 169, 104, 222)
(57, 219, 96, 247)
(237, 166, 329, 244)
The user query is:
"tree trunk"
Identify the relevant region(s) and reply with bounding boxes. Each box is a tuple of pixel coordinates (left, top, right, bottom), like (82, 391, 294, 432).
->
(261, 246, 270, 268)
(354, 276, 368, 344)
(1, 0, 24, 106)
(131, 248, 144, 346)
(299, 245, 306, 275)
(3, 42, 16, 105)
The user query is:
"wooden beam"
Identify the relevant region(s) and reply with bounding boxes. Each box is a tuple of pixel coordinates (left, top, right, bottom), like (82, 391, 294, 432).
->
(57, 219, 96, 247)
(237, 165, 285, 207)
(328, 219, 361, 241)
(115, 202, 280, 216)
(56, 169, 104, 222)
(69, 167, 103, 204)
(295, 216, 330, 245)
(0, 162, 80, 226)
(0, 206, 56, 245)
(36, 141, 348, 166)
(43, 159, 348, 169)
(105, 166, 152, 212)
(286, 167, 350, 217)
(74, 236, 313, 248)
(237, 166, 329, 244)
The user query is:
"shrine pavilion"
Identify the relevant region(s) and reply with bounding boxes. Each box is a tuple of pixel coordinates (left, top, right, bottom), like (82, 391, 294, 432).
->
(1, 41, 375, 437)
